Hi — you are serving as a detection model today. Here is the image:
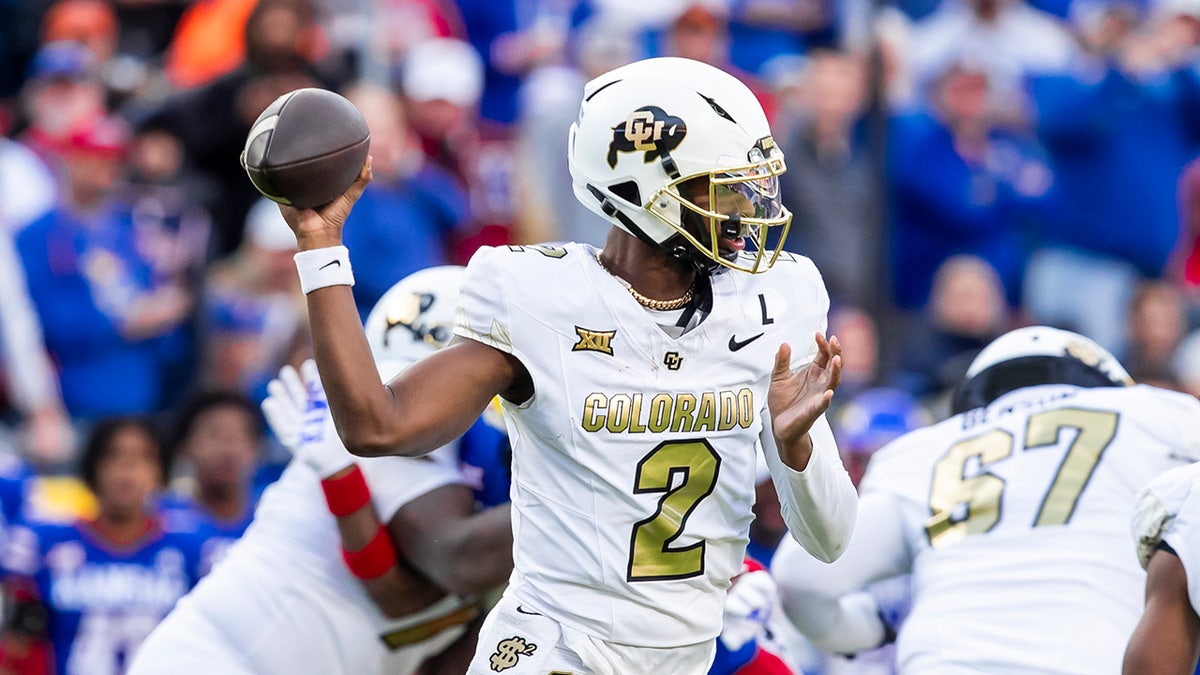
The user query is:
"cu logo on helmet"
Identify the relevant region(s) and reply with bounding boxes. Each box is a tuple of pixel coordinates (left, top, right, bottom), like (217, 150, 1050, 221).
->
(607, 106, 687, 168)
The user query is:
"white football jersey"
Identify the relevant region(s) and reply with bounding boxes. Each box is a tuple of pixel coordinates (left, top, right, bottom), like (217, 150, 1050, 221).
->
(1132, 460, 1200, 615)
(861, 383, 1200, 674)
(453, 242, 829, 647)
(131, 448, 471, 675)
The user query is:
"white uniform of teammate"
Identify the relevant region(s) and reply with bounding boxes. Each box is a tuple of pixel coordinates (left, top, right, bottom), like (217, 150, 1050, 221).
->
(773, 327, 1200, 674)
(130, 267, 480, 675)
(129, 454, 471, 674)
(1132, 460, 1200, 614)
(456, 242, 853, 673)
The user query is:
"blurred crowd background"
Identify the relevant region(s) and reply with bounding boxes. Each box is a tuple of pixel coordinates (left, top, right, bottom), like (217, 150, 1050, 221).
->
(0, 0, 1196, 593)
(1, 0, 1198, 671)
(5, 0, 1200, 513)
(1, 0, 1200, 525)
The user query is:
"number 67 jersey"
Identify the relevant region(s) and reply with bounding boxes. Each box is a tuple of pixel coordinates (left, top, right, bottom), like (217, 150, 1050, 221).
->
(454, 242, 852, 649)
(859, 382, 1200, 673)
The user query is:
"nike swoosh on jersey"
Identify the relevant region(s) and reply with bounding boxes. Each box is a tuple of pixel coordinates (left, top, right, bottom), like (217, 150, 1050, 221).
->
(728, 333, 764, 351)
(515, 605, 543, 616)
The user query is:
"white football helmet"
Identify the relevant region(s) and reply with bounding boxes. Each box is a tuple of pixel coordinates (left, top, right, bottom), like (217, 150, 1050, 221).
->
(364, 265, 464, 378)
(568, 57, 790, 274)
(951, 326, 1133, 414)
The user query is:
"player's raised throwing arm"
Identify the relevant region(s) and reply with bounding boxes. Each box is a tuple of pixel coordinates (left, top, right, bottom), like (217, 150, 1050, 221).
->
(278, 160, 530, 457)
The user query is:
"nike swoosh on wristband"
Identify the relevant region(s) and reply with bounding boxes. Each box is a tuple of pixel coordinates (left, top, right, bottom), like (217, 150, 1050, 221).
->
(319, 259, 342, 270)
(728, 333, 764, 351)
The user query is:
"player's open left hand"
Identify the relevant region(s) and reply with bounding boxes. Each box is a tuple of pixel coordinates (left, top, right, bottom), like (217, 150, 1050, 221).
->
(277, 156, 373, 249)
(768, 333, 842, 452)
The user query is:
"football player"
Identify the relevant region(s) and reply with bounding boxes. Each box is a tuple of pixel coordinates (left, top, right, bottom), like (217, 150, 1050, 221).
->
(772, 326, 1200, 673)
(1125, 461, 1200, 673)
(127, 267, 513, 674)
(1, 417, 202, 675)
(278, 56, 857, 672)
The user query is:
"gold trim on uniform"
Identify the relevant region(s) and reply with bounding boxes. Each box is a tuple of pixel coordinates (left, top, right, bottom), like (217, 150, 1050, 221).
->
(378, 603, 481, 650)
(455, 306, 513, 351)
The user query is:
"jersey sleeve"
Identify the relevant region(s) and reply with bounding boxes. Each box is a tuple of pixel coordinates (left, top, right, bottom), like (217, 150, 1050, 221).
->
(759, 413, 857, 563)
(1163, 489, 1200, 616)
(453, 246, 514, 354)
(859, 433, 933, 507)
(778, 255, 831, 370)
(772, 491, 913, 655)
(358, 451, 467, 522)
(1131, 462, 1200, 614)
(1144, 387, 1200, 462)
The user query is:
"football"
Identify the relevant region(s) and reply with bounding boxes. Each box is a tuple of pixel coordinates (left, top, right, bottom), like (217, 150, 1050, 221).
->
(241, 87, 370, 209)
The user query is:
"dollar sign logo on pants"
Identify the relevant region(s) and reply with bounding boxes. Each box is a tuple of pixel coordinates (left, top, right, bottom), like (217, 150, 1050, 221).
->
(490, 636, 537, 672)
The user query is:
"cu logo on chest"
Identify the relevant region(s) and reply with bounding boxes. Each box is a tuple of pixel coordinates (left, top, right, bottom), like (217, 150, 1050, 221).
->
(663, 351, 683, 370)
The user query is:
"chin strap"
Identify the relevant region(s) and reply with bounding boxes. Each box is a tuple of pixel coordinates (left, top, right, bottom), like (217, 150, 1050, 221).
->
(586, 183, 662, 249)
(586, 171, 729, 277)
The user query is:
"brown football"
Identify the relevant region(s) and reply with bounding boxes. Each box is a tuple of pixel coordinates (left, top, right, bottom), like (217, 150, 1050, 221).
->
(241, 87, 370, 209)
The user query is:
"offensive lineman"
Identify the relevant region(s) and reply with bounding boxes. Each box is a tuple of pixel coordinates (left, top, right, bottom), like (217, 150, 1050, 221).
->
(1125, 461, 1200, 673)
(276, 56, 857, 673)
(128, 267, 513, 674)
(772, 326, 1200, 673)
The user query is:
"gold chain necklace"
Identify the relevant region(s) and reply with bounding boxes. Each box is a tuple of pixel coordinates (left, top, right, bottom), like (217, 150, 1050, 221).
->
(595, 251, 695, 311)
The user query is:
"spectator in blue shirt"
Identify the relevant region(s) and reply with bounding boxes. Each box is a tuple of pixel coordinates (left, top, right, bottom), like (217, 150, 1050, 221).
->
(200, 198, 305, 403)
(728, 0, 833, 76)
(889, 57, 1056, 310)
(341, 84, 470, 318)
(453, 0, 580, 126)
(1025, 5, 1200, 353)
(15, 116, 192, 421)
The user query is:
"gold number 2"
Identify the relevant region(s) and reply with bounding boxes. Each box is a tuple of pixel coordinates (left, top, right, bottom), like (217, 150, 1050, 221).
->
(926, 408, 1119, 548)
(627, 440, 721, 581)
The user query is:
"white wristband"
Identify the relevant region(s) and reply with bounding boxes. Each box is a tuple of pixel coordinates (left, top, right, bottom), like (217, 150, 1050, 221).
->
(295, 246, 355, 294)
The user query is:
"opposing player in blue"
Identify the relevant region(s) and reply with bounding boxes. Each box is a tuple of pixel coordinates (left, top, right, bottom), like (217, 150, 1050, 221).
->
(1, 418, 201, 675)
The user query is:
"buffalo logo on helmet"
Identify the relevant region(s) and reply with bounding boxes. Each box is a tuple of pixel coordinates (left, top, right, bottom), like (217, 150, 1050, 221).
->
(384, 293, 451, 349)
(607, 106, 686, 169)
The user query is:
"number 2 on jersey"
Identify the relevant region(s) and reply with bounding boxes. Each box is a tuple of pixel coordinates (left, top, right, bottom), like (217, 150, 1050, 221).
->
(627, 440, 721, 581)
(926, 408, 1118, 548)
